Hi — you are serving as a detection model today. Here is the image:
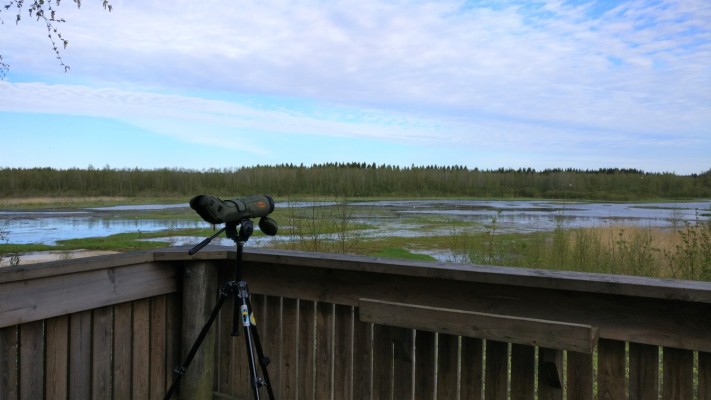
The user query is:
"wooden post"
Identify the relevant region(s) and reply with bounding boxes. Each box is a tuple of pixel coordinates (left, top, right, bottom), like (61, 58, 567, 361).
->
(179, 261, 218, 399)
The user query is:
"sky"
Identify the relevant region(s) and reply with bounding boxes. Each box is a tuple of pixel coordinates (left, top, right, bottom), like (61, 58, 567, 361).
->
(0, 0, 709, 175)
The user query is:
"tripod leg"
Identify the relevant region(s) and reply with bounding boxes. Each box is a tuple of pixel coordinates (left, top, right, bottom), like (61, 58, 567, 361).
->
(164, 283, 233, 400)
(241, 294, 262, 399)
(247, 297, 276, 400)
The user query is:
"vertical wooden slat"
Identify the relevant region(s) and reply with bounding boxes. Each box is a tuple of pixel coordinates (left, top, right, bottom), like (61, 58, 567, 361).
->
(334, 305, 353, 400)
(46, 316, 68, 400)
(298, 299, 315, 400)
(215, 270, 241, 397)
(415, 330, 436, 400)
(164, 293, 180, 393)
(0, 326, 19, 400)
(393, 328, 414, 400)
(179, 262, 217, 400)
(662, 347, 693, 399)
(460, 337, 483, 400)
(113, 301, 133, 399)
(69, 310, 92, 399)
(315, 302, 334, 399)
(699, 351, 711, 400)
(150, 295, 167, 399)
(437, 334, 459, 400)
(628, 343, 659, 400)
(132, 298, 150, 399)
(92, 306, 113, 400)
(538, 348, 563, 400)
(510, 344, 535, 400)
(20, 320, 44, 400)
(597, 339, 626, 400)
(373, 324, 393, 399)
(263, 296, 283, 399)
(281, 298, 299, 399)
(567, 351, 593, 400)
(352, 314, 372, 400)
(484, 340, 508, 400)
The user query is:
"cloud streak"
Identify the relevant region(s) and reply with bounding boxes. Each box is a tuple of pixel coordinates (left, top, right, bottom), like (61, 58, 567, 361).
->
(1, 0, 709, 173)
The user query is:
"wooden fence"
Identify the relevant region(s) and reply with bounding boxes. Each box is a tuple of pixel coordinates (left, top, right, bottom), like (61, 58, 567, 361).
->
(1, 247, 711, 399)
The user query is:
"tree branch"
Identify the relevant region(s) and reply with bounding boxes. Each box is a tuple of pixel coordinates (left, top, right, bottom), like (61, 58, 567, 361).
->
(0, 0, 112, 79)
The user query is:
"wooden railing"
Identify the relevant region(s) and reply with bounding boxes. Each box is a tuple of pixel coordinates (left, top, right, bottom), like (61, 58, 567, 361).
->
(2, 247, 711, 399)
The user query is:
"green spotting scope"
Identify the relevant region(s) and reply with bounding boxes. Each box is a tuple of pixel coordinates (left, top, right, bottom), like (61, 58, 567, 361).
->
(190, 194, 276, 235)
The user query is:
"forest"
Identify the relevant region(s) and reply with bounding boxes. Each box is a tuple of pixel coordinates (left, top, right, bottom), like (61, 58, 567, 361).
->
(1, 164, 710, 200)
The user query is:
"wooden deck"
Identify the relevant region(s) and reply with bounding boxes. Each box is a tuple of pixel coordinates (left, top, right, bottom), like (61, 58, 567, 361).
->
(1, 246, 711, 399)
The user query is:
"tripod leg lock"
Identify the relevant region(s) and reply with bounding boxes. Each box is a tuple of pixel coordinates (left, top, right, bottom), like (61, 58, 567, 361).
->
(172, 366, 186, 379)
(260, 356, 271, 367)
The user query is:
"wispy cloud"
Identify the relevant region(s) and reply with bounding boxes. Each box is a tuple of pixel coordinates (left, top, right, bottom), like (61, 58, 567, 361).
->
(1, 0, 709, 172)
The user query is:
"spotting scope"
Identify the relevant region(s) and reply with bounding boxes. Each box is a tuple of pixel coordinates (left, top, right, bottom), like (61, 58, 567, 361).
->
(190, 194, 278, 236)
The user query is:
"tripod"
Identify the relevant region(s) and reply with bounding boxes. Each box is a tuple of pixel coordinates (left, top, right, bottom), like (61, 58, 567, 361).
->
(164, 219, 275, 400)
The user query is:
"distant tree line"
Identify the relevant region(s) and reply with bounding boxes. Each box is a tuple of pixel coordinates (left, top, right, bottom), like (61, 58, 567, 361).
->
(0, 164, 710, 200)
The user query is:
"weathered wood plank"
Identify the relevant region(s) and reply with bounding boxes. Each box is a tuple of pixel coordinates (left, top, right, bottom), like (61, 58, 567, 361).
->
(0, 262, 176, 328)
(243, 257, 711, 352)
(393, 327, 414, 400)
(510, 344, 535, 400)
(0, 325, 18, 400)
(92, 306, 114, 400)
(281, 298, 299, 399)
(459, 336, 482, 400)
(0, 251, 155, 284)
(263, 296, 283, 399)
(113, 301, 133, 399)
(298, 299, 315, 400)
(437, 333, 459, 400)
(415, 330, 436, 400)
(538, 348, 563, 400)
(45, 316, 68, 400)
(699, 351, 711, 400)
(333, 305, 353, 400)
(150, 295, 167, 400)
(566, 351, 593, 400)
(629, 343, 659, 400)
(352, 315, 372, 400)
(358, 299, 598, 353)
(178, 262, 217, 400)
(373, 324, 393, 400)
(213, 265, 244, 398)
(484, 340, 508, 400)
(19, 320, 44, 400)
(597, 339, 626, 400)
(662, 347, 693, 399)
(315, 302, 334, 399)
(231, 247, 711, 303)
(133, 298, 150, 399)
(164, 293, 180, 393)
(69, 310, 92, 399)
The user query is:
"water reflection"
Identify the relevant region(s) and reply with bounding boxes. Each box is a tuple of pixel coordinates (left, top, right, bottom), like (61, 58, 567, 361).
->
(1, 200, 709, 246)
(3, 215, 203, 245)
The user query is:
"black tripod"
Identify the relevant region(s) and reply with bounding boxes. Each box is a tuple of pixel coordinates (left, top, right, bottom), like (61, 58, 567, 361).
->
(164, 219, 275, 400)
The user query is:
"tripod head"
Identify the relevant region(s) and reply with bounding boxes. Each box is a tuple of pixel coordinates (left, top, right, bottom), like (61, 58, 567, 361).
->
(187, 194, 278, 255)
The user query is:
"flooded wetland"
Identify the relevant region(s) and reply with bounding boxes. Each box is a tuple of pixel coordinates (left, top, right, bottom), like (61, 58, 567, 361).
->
(2, 198, 708, 249)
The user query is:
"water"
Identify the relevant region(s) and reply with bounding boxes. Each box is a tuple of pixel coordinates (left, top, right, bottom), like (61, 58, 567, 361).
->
(351, 200, 711, 234)
(1, 200, 709, 246)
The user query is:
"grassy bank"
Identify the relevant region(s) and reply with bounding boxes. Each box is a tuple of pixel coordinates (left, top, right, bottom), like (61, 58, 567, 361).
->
(263, 210, 711, 280)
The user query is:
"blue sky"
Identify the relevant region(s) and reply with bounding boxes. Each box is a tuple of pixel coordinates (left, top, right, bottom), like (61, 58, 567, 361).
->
(1, 0, 709, 174)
